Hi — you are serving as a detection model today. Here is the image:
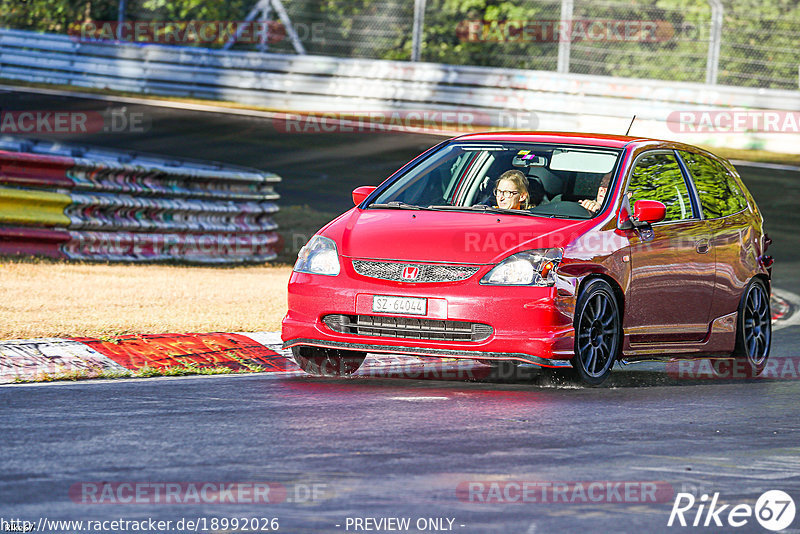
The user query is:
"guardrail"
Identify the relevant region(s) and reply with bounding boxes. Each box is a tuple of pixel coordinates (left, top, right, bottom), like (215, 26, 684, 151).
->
(2, 28, 800, 153)
(0, 136, 281, 263)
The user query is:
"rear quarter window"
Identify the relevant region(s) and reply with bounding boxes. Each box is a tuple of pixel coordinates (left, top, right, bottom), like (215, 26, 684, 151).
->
(679, 151, 748, 219)
(628, 152, 695, 222)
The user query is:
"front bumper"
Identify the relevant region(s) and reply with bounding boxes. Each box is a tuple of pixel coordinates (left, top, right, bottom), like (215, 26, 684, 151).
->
(281, 337, 573, 368)
(281, 269, 578, 367)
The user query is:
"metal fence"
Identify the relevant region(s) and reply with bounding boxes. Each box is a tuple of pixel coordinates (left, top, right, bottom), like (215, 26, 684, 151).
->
(4, 0, 796, 90)
(275, 0, 800, 90)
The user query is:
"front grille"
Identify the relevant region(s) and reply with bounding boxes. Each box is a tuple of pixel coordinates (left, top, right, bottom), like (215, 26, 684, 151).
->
(323, 314, 493, 342)
(351, 260, 479, 283)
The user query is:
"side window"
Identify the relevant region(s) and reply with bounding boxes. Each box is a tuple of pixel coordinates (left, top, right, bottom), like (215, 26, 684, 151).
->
(679, 151, 747, 219)
(628, 153, 694, 222)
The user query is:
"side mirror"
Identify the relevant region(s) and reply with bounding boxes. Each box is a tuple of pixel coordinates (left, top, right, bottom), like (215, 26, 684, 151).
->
(633, 200, 666, 224)
(352, 185, 377, 206)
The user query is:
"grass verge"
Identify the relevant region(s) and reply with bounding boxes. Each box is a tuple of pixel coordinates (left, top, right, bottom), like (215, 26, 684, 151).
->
(0, 257, 293, 339)
(11, 362, 271, 383)
(0, 206, 335, 339)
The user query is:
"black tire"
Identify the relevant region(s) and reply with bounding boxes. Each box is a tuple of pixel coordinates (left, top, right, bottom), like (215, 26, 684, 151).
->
(570, 279, 622, 386)
(732, 278, 771, 375)
(292, 346, 366, 376)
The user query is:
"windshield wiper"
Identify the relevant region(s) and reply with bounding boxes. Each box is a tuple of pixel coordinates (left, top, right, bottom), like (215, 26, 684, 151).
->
(422, 204, 495, 211)
(423, 204, 536, 215)
(370, 202, 535, 216)
(470, 205, 535, 215)
(423, 204, 468, 211)
(369, 201, 424, 210)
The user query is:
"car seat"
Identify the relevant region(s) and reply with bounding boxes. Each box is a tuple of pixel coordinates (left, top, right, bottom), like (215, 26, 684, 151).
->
(527, 167, 563, 202)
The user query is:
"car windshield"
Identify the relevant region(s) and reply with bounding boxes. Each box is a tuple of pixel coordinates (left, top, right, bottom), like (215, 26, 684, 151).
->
(369, 141, 622, 219)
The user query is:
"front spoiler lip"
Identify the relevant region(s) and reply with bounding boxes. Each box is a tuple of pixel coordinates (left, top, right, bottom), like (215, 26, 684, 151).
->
(282, 338, 573, 368)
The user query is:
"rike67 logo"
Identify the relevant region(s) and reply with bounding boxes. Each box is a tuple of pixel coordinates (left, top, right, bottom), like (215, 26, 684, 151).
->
(668, 490, 795, 531)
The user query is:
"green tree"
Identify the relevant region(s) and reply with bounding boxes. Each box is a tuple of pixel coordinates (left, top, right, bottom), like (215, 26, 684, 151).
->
(1, 0, 798, 88)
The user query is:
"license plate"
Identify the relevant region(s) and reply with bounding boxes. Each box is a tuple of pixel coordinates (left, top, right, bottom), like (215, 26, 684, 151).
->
(372, 295, 427, 315)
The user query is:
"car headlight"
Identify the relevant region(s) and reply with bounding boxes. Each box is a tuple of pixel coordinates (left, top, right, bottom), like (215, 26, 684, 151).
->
(293, 236, 340, 276)
(480, 248, 562, 286)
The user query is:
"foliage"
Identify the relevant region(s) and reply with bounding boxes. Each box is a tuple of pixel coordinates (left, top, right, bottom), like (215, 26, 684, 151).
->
(1, 0, 798, 88)
(0, 0, 116, 33)
(417, 0, 560, 70)
(12, 362, 254, 383)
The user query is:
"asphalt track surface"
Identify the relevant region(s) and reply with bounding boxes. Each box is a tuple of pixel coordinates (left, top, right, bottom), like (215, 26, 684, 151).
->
(1, 90, 800, 533)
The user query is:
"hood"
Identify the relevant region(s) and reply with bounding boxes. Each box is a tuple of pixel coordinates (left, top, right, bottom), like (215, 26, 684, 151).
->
(320, 208, 590, 264)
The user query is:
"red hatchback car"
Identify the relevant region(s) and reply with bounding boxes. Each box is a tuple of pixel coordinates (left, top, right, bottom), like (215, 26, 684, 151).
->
(281, 132, 773, 385)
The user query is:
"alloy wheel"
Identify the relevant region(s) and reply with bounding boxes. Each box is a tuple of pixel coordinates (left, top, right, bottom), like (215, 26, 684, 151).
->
(571, 280, 621, 385)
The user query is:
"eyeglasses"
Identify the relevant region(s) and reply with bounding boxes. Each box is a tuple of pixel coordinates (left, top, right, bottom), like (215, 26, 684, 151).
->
(494, 189, 520, 198)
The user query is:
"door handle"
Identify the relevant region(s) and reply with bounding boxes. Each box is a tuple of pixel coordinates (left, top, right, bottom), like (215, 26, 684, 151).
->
(696, 240, 710, 254)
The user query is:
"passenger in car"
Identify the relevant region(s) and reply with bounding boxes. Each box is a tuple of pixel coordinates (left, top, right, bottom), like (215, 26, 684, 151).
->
(579, 172, 612, 213)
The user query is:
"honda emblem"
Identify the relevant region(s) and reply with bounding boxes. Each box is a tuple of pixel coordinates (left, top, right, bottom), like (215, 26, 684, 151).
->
(401, 266, 419, 280)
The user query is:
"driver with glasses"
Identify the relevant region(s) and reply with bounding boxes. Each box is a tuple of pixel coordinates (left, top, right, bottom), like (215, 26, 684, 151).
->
(493, 170, 544, 210)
